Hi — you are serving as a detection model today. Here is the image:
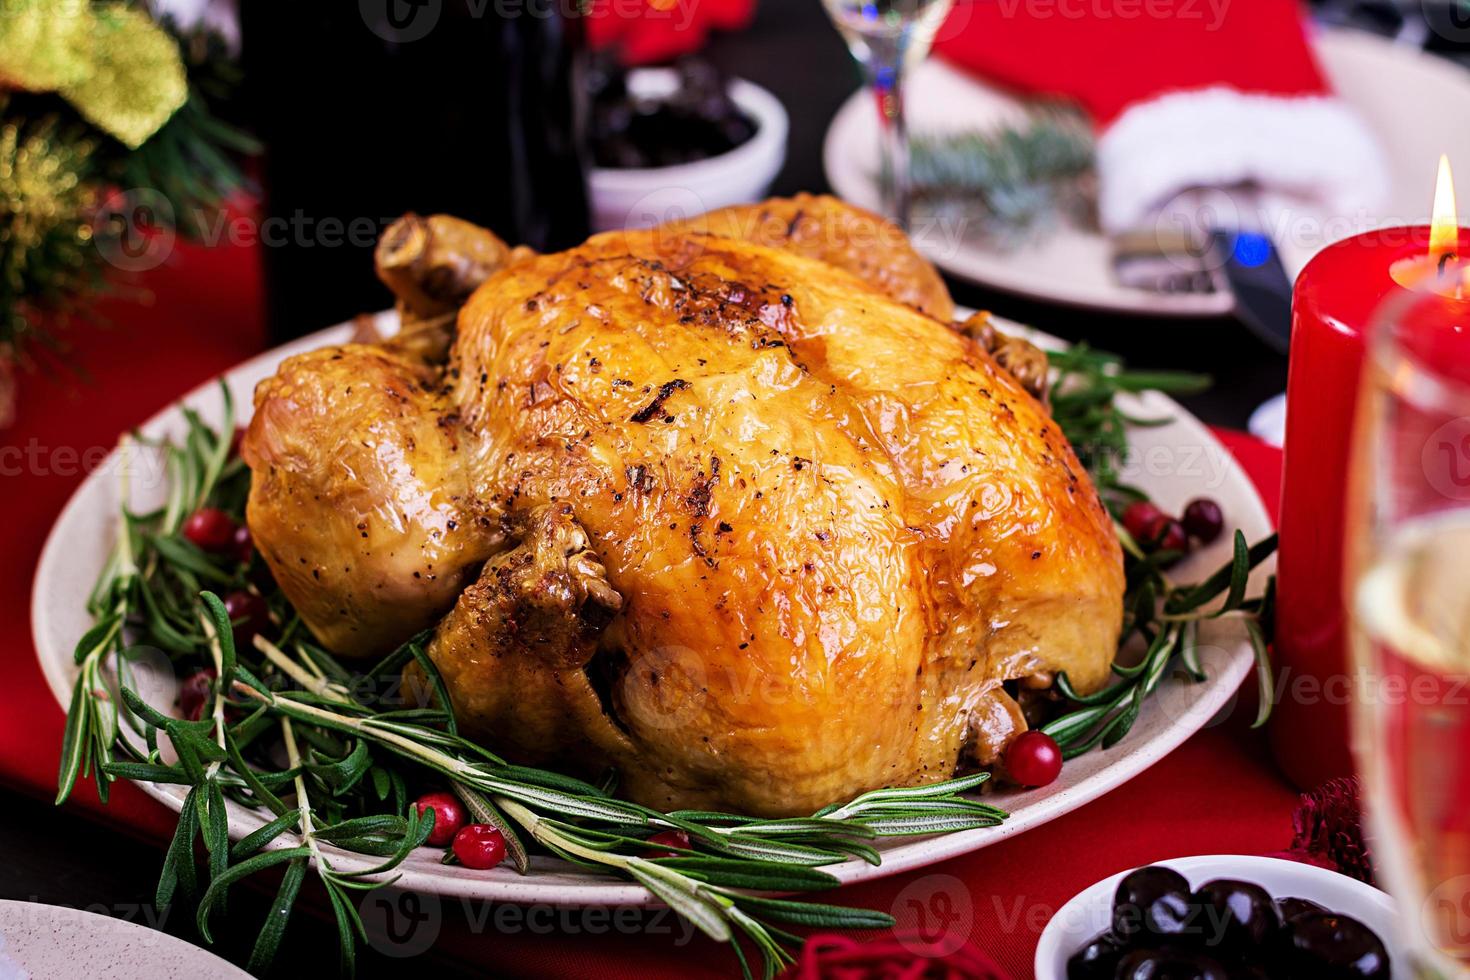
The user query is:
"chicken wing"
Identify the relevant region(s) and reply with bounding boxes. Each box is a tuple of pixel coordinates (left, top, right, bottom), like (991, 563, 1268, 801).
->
(242, 342, 503, 657)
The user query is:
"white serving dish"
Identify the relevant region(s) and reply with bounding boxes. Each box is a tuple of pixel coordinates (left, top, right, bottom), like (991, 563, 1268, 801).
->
(1035, 854, 1402, 980)
(589, 68, 789, 232)
(32, 311, 1273, 908)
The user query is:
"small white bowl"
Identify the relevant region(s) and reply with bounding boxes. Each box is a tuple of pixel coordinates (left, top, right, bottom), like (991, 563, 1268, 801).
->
(588, 68, 789, 232)
(1035, 854, 1402, 980)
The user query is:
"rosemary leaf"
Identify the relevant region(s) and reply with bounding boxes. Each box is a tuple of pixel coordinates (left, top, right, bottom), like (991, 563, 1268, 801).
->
(54, 672, 92, 805)
(1245, 619, 1276, 730)
(649, 857, 839, 891)
(452, 783, 530, 874)
(229, 810, 301, 862)
(247, 855, 307, 974)
(627, 864, 732, 943)
(157, 784, 202, 910)
(730, 894, 896, 930)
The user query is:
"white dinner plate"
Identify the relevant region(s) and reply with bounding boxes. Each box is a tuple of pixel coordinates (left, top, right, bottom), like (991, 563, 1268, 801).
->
(823, 28, 1470, 317)
(0, 900, 252, 979)
(32, 311, 1273, 906)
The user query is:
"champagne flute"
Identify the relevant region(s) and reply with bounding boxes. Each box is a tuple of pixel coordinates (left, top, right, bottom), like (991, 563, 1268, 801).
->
(821, 0, 956, 229)
(1348, 277, 1470, 978)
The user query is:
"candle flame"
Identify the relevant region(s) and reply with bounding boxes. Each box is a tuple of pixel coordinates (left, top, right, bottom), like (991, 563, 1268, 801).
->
(1430, 154, 1459, 268)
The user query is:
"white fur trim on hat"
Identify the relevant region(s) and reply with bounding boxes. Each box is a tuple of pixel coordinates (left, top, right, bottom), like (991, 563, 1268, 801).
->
(1096, 87, 1388, 234)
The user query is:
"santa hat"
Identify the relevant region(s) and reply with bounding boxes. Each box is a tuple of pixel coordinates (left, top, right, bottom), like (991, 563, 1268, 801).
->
(934, 0, 1388, 233)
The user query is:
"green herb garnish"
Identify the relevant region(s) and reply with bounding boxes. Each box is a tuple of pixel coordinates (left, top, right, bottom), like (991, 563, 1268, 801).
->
(1044, 344, 1278, 757)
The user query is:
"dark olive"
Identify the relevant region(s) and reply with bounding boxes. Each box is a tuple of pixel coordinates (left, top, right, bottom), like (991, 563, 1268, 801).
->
(1116, 947, 1230, 980)
(1277, 896, 1328, 922)
(1285, 911, 1391, 979)
(1065, 930, 1126, 980)
(1114, 866, 1196, 941)
(587, 55, 756, 169)
(1191, 879, 1281, 952)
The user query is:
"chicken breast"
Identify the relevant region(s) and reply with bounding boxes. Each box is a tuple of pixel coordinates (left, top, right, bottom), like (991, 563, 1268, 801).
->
(243, 203, 1123, 816)
(663, 193, 955, 321)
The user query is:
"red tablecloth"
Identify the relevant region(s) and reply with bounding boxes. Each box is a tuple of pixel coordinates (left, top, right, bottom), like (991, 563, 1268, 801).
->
(0, 234, 1296, 979)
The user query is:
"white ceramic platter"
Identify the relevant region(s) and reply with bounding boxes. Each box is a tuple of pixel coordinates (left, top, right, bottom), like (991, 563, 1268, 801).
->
(823, 28, 1470, 317)
(32, 313, 1272, 906)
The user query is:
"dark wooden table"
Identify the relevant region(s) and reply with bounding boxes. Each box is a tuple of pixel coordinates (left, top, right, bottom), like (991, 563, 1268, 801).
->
(0, 3, 1318, 976)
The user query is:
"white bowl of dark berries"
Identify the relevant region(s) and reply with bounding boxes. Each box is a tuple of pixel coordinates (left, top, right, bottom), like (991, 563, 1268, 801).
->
(1036, 855, 1400, 979)
(587, 58, 788, 232)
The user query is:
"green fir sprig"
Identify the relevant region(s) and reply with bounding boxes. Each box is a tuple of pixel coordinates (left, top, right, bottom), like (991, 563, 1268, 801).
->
(1, 17, 256, 364)
(907, 105, 1095, 240)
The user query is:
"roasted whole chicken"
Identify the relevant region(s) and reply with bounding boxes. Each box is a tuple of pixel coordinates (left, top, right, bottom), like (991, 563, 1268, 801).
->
(242, 196, 1123, 816)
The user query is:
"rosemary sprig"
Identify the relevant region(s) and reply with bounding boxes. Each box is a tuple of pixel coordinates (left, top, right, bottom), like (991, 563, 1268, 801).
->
(1043, 344, 1278, 757)
(1048, 343, 1212, 508)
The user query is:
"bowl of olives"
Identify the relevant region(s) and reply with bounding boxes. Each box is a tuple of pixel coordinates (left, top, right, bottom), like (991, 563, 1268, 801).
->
(586, 61, 789, 233)
(1035, 855, 1399, 979)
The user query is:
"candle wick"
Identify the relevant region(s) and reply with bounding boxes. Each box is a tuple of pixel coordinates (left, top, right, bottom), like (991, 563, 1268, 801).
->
(1439, 251, 1458, 276)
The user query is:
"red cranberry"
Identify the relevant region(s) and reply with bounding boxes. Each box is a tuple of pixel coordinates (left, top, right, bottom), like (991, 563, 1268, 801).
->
(1142, 514, 1189, 556)
(182, 508, 237, 553)
(1182, 498, 1225, 544)
(413, 792, 467, 847)
(1004, 730, 1063, 788)
(232, 524, 254, 565)
(222, 589, 270, 651)
(1121, 501, 1164, 543)
(178, 668, 217, 722)
(452, 824, 507, 870)
(643, 829, 692, 859)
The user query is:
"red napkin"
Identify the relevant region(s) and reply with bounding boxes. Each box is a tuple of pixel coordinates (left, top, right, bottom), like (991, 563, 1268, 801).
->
(586, 0, 756, 65)
(933, 0, 1386, 233)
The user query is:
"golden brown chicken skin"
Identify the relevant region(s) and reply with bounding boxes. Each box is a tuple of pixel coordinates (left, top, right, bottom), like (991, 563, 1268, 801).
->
(242, 203, 1123, 816)
(662, 193, 956, 321)
(242, 342, 503, 656)
(428, 230, 1122, 815)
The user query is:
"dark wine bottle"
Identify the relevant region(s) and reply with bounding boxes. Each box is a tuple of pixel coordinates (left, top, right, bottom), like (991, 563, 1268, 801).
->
(240, 0, 591, 341)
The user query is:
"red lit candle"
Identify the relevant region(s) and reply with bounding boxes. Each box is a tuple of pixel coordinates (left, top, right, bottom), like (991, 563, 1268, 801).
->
(1273, 158, 1470, 791)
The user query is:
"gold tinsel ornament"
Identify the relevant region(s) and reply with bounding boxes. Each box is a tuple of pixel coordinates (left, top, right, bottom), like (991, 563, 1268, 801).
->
(0, 3, 253, 427)
(0, 104, 101, 346)
(0, 0, 188, 148)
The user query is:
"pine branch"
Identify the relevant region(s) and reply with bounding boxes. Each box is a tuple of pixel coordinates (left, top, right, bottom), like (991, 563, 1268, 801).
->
(0, 17, 256, 365)
(907, 104, 1095, 240)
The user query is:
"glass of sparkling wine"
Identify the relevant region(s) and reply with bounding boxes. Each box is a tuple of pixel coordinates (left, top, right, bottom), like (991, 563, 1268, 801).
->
(821, 0, 956, 229)
(1349, 278, 1470, 978)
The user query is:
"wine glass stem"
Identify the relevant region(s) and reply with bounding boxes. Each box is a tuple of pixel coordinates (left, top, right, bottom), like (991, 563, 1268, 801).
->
(868, 58, 911, 230)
